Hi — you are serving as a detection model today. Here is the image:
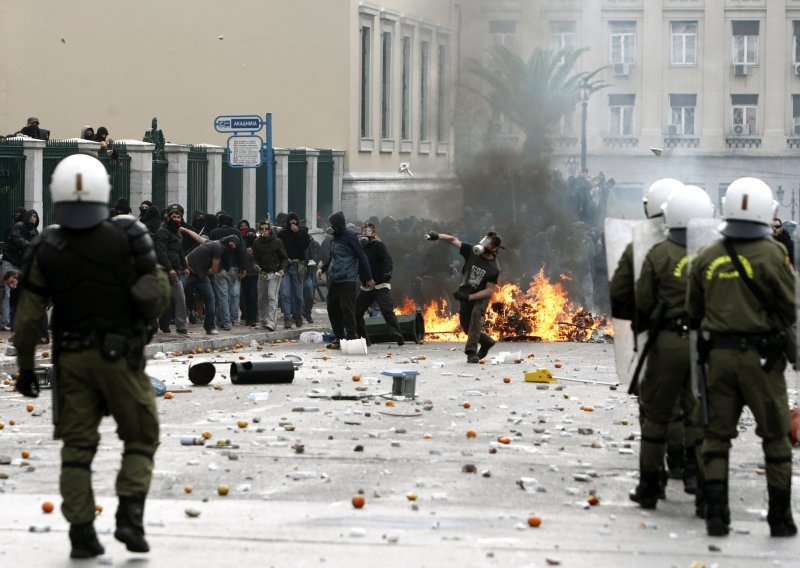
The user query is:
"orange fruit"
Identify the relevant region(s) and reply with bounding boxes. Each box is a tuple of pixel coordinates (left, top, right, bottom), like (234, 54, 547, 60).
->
(8, 419, 15, 426)
(478, 360, 485, 365)
(0, 422, 4, 429)
(239, 355, 245, 360)
(322, 356, 328, 361)
(587, 495, 600, 506)
(26, 404, 34, 412)
(463, 402, 471, 409)
(206, 348, 212, 353)
(217, 484, 230, 496)
(503, 377, 512, 383)
(201, 431, 212, 439)
(237, 420, 248, 428)
(42, 501, 54, 513)
(184, 486, 193, 494)
(3, 379, 10, 385)
(418, 355, 427, 360)
(214, 384, 222, 391)
(554, 360, 562, 369)
(95, 504, 103, 514)
(406, 492, 418, 501)
(164, 392, 173, 399)
(527, 353, 535, 359)
(21, 450, 30, 459)
(466, 430, 477, 439)
(385, 400, 395, 407)
(351, 495, 365, 509)
(13, 372, 19, 379)
(497, 436, 511, 445)
(42, 351, 49, 358)
(188, 354, 194, 358)
(352, 375, 361, 382)
(528, 515, 542, 527)
(422, 433, 432, 440)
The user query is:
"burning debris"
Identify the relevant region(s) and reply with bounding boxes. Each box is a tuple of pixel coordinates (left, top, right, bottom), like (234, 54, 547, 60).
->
(397, 268, 612, 343)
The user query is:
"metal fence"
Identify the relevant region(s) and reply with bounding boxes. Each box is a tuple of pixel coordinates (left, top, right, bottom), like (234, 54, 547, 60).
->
(317, 149, 334, 227)
(288, 149, 307, 223)
(255, 149, 275, 224)
(0, 139, 26, 248)
(97, 143, 131, 212)
(186, 146, 208, 217)
(151, 152, 168, 211)
(42, 141, 81, 226)
(221, 151, 243, 222)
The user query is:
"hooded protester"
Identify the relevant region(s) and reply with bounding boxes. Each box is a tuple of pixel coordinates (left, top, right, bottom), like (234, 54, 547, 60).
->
(240, 227, 260, 327)
(4, 210, 44, 338)
(20, 117, 48, 141)
(2, 207, 30, 329)
(772, 218, 795, 265)
(154, 203, 189, 335)
(138, 201, 153, 221)
(238, 219, 250, 239)
(140, 206, 161, 237)
(278, 212, 311, 328)
(80, 126, 95, 141)
(209, 212, 245, 330)
(317, 212, 373, 349)
(252, 220, 289, 331)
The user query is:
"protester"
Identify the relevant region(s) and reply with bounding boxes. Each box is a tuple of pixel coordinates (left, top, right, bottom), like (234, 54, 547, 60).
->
(154, 203, 189, 335)
(278, 212, 311, 329)
(209, 212, 245, 329)
(252, 220, 288, 331)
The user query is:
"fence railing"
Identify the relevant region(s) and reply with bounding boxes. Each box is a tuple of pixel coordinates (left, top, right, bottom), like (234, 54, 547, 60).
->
(42, 141, 81, 226)
(0, 139, 26, 247)
(186, 146, 208, 218)
(221, 150, 243, 222)
(97, 143, 131, 212)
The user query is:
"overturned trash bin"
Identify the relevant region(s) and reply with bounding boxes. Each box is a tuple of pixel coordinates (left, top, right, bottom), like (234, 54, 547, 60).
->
(365, 310, 425, 345)
(381, 369, 419, 399)
(230, 360, 295, 385)
(188, 362, 218, 385)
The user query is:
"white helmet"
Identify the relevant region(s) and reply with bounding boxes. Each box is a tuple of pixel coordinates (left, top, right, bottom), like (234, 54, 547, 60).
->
(50, 154, 111, 229)
(663, 185, 715, 229)
(643, 178, 684, 218)
(719, 177, 777, 238)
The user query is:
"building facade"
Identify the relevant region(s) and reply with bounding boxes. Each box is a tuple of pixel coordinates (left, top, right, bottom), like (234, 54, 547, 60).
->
(457, 0, 800, 221)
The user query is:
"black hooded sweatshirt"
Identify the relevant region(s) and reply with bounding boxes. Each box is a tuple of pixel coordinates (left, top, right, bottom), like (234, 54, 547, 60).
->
(4, 209, 40, 266)
(209, 212, 245, 270)
(278, 212, 311, 260)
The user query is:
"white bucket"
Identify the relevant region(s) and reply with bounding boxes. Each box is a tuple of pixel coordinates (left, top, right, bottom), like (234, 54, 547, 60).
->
(497, 351, 522, 363)
(340, 338, 368, 355)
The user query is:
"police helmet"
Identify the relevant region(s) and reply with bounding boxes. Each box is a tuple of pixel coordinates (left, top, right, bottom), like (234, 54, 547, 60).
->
(718, 177, 776, 239)
(50, 153, 111, 229)
(663, 185, 715, 229)
(643, 178, 684, 219)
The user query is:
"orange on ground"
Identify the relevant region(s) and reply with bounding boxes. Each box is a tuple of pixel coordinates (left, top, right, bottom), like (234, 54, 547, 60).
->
(352, 375, 361, 382)
(528, 515, 542, 527)
(206, 348, 212, 353)
(503, 377, 512, 383)
(201, 431, 212, 439)
(184, 486, 193, 494)
(237, 420, 248, 428)
(587, 495, 600, 506)
(8, 419, 15, 425)
(466, 430, 477, 439)
(21, 450, 30, 459)
(95, 504, 103, 514)
(217, 484, 230, 496)
(406, 492, 418, 501)
(164, 392, 173, 399)
(42, 351, 50, 358)
(385, 400, 395, 407)
(26, 404, 34, 412)
(422, 433, 432, 440)
(497, 436, 511, 445)
(463, 402, 471, 409)
(42, 501, 55, 513)
(351, 495, 365, 508)
(554, 361, 562, 368)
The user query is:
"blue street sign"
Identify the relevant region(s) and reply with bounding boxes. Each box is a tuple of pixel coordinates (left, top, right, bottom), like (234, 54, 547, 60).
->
(214, 114, 263, 133)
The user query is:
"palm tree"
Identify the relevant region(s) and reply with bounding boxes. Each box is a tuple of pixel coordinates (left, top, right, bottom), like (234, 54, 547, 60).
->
(470, 45, 608, 161)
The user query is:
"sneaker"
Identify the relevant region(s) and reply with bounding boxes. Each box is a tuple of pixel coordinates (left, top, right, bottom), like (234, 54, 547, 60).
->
(221, 325, 232, 331)
(0, 325, 11, 331)
(393, 332, 405, 347)
(266, 325, 276, 332)
(284, 321, 293, 329)
(206, 329, 219, 335)
(304, 315, 314, 324)
(160, 328, 171, 334)
(466, 353, 480, 364)
(176, 329, 189, 335)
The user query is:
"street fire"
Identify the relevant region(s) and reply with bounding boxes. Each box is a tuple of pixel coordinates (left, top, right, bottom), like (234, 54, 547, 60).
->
(396, 268, 611, 342)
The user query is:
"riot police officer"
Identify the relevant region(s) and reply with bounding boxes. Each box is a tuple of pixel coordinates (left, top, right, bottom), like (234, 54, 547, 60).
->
(632, 186, 714, 508)
(687, 177, 796, 537)
(13, 154, 169, 558)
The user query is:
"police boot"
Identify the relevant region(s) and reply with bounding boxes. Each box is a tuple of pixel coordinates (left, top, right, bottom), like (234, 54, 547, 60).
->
(629, 470, 660, 509)
(666, 447, 685, 480)
(705, 482, 730, 537)
(69, 522, 105, 559)
(767, 485, 797, 537)
(694, 472, 706, 519)
(682, 447, 699, 495)
(115, 496, 149, 553)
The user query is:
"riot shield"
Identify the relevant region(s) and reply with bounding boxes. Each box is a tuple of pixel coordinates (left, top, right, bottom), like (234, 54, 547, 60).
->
(604, 217, 637, 386)
(632, 217, 667, 280)
(795, 228, 800, 371)
(686, 218, 722, 409)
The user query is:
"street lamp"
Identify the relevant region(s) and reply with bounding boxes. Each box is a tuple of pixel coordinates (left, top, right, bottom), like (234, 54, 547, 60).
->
(579, 78, 591, 172)
(775, 185, 797, 222)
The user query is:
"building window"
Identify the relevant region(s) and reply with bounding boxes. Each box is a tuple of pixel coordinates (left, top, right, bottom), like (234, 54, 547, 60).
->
(669, 94, 696, 135)
(489, 20, 517, 52)
(359, 18, 372, 140)
(731, 94, 758, 135)
(419, 35, 430, 143)
(610, 21, 636, 64)
(401, 32, 413, 142)
(436, 41, 448, 144)
(671, 21, 697, 65)
(732, 21, 759, 65)
(550, 21, 576, 51)
(792, 95, 800, 135)
(380, 23, 393, 140)
(609, 94, 635, 136)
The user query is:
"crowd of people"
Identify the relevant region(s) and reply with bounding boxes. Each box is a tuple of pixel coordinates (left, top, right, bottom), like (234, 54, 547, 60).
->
(2, 117, 115, 156)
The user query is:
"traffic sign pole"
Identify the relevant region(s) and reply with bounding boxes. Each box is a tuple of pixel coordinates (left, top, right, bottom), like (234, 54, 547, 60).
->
(266, 113, 274, 223)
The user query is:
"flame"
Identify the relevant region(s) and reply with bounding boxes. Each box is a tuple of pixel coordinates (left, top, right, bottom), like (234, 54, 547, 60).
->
(396, 267, 611, 342)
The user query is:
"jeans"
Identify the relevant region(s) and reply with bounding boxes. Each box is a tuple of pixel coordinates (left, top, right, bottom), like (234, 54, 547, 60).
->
(183, 273, 215, 332)
(213, 267, 238, 328)
(257, 272, 282, 329)
(458, 298, 492, 354)
(158, 273, 188, 332)
(279, 263, 303, 321)
(327, 281, 358, 340)
(303, 270, 315, 319)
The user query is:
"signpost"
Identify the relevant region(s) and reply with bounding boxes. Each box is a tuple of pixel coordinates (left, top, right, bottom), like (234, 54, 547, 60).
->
(213, 113, 274, 222)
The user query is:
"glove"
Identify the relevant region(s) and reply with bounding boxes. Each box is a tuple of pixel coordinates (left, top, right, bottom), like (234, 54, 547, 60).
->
(453, 289, 470, 302)
(15, 369, 40, 398)
(425, 231, 439, 241)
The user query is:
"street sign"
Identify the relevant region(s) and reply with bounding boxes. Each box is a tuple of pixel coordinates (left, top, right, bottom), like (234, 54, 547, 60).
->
(227, 135, 263, 167)
(214, 114, 263, 133)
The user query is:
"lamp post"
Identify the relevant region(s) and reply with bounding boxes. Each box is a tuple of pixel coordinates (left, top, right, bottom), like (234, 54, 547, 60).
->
(775, 185, 797, 223)
(579, 79, 591, 172)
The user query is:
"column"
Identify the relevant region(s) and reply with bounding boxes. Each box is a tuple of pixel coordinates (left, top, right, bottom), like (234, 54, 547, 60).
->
(332, 149, 345, 214)
(164, 144, 189, 209)
(702, 0, 725, 147)
(118, 140, 155, 209)
(763, 0, 787, 150)
(640, 0, 663, 145)
(274, 148, 290, 214)
(19, 138, 45, 212)
(241, 167, 257, 225)
(304, 148, 319, 227)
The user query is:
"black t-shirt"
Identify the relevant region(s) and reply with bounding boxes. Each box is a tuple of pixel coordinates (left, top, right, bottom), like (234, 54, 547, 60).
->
(459, 242, 500, 293)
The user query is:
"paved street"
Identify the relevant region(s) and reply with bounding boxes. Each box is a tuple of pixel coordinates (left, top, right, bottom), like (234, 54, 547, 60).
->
(0, 324, 798, 567)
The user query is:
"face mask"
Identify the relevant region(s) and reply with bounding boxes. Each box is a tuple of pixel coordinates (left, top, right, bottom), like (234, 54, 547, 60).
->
(326, 226, 335, 235)
(472, 236, 494, 256)
(360, 237, 369, 246)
